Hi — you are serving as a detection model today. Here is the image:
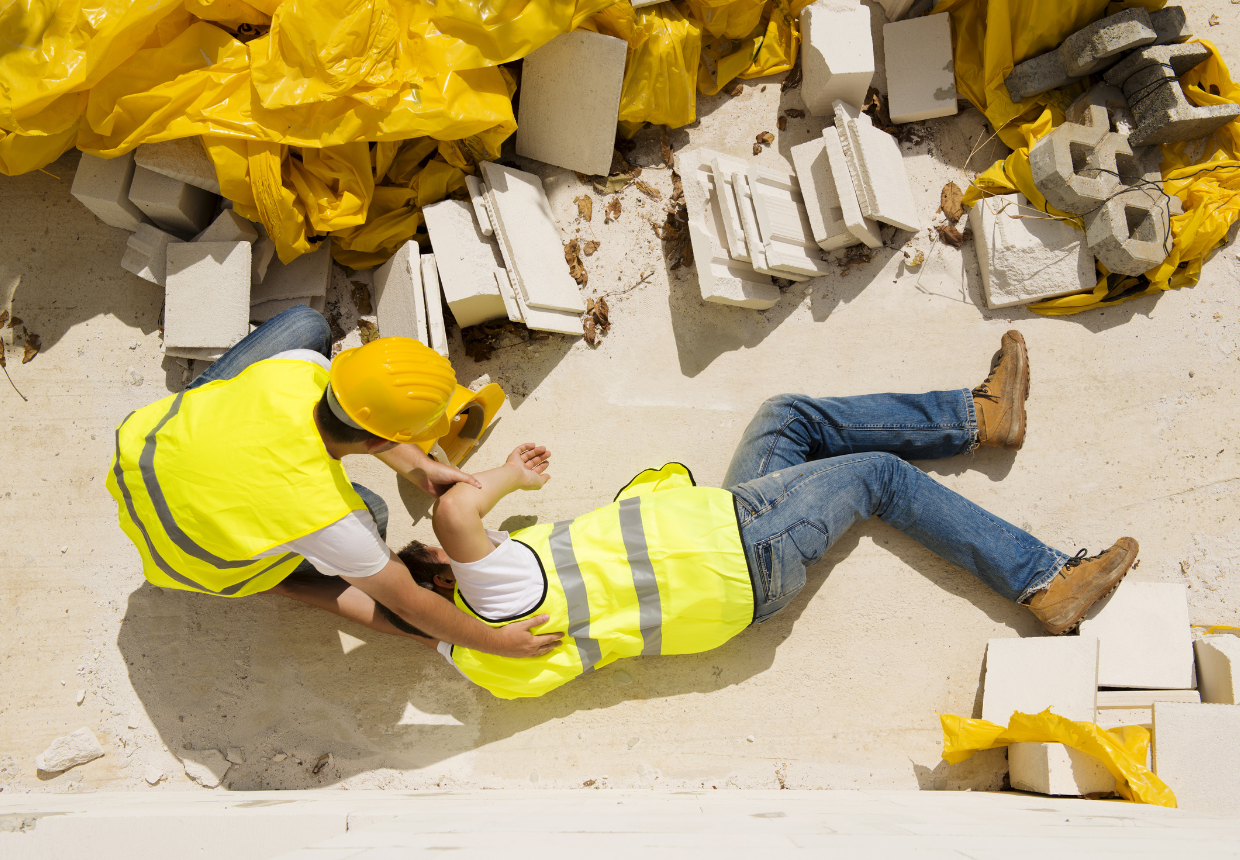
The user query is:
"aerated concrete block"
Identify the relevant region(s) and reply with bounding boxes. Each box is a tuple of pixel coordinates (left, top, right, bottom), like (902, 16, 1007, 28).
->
(884, 14, 958, 124)
(1079, 582, 1194, 689)
(420, 254, 450, 358)
(1008, 743, 1116, 797)
(1105, 44, 1240, 147)
(164, 242, 251, 351)
(1195, 635, 1240, 704)
(800, 4, 875, 115)
(1150, 6, 1189, 46)
(1005, 50, 1079, 103)
(711, 154, 755, 262)
(494, 267, 524, 323)
(833, 100, 919, 232)
(982, 636, 1099, 725)
(251, 228, 276, 285)
(746, 165, 833, 277)
(876, 0, 916, 21)
(372, 241, 426, 344)
(422, 198, 507, 328)
(515, 31, 627, 176)
(128, 166, 216, 237)
(513, 289, 585, 336)
(1097, 708, 1153, 729)
(968, 193, 1095, 309)
(790, 138, 857, 251)
(1097, 689, 1200, 709)
(134, 137, 222, 194)
(71, 151, 150, 232)
(195, 209, 258, 244)
(250, 242, 331, 304)
(731, 170, 810, 282)
(823, 129, 882, 248)
(463, 174, 494, 237)
(249, 295, 324, 324)
(1060, 7, 1156, 78)
(121, 223, 183, 286)
(1154, 702, 1240, 816)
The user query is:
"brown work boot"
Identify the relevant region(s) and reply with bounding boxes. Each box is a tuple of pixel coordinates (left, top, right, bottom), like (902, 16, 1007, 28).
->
(1026, 538, 1139, 635)
(973, 330, 1029, 451)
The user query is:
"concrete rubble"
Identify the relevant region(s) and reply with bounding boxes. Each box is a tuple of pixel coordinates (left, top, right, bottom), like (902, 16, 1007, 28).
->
(742, 166, 833, 277)
(1154, 702, 1240, 816)
(34, 728, 105, 773)
(179, 749, 231, 788)
(833, 100, 919, 232)
(1195, 635, 1240, 704)
(789, 138, 859, 251)
(134, 138, 222, 195)
(421, 198, 508, 328)
(883, 14, 957, 124)
(420, 254, 450, 358)
(120, 223, 183, 287)
(1079, 582, 1195, 689)
(70, 151, 150, 232)
(800, 1, 874, 115)
(1104, 43, 1240, 147)
(250, 242, 331, 307)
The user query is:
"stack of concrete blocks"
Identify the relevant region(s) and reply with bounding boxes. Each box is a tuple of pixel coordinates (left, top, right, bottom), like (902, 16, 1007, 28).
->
(799, 0, 875, 116)
(983, 636, 1115, 797)
(968, 193, 1095, 309)
(1154, 702, 1240, 815)
(163, 242, 252, 361)
(249, 243, 331, 323)
(675, 147, 780, 310)
(515, 31, 627, 176)
(372, 242, 429, 346)
(121, 224, 183, 287)
(420, 255, 450, 357)
(790, 138, 873, 253)
(1104, 43, 1240, 147)
(833, 100, 920, 233)
(883, 14, 957, 124)
(134, 138, 222, 195)
(1096, 689, 1199, 731)
(71, 152, 151, 232)
(719, 163, 832, 280)
(128, 165, 217, 239)
(421, 198, 508, 329)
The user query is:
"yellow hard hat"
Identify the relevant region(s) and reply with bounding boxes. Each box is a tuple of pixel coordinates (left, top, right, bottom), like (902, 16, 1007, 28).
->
(327, 337, 457, 443)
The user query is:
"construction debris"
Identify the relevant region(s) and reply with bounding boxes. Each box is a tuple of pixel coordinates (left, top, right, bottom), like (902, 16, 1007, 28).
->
(1104, 43, 1240, 147)
(1079, 582, 1194, 690)
(1009, 742, 1116, 797)
(121, 224, 183, 287)
(164, 242, 251, 356)
(789, 138, 860, 251)
(1154, 703, 1240, 815)
(70, 152, 149, 232)
(134, 137, 222, 195)
(179, 749, 231, 788)
(35, 728, 105, 773)
(800, 0, 874, 116)
(883, 14, 957, 124)
(251, 242, 332, 307)
(833, 100, 920, 232)
(420, 255, 450, 358)
(422, 198, 508, 329)
(372, 241, 428, 344)
(128, 166, 216, 238)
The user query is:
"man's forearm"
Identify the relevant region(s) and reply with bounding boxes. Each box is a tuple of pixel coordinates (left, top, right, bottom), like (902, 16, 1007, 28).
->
(374, 442, 434, 481)
(438, 463, 521, 519)
(390, 583, 511, 654)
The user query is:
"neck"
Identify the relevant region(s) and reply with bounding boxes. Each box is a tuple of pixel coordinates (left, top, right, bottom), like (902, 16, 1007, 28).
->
(313, 404, 365, 460)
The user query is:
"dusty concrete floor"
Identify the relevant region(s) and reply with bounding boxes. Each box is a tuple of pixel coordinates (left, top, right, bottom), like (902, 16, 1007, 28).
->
(2, 2, 1239, 796)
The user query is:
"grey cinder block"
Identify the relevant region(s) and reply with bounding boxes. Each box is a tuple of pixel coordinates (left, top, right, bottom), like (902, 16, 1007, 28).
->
(250, 242, 331, 304)
(1029, 121, 1116, 216)
(71, 151, 151, 232)
(1005, 49, 1079, 103)
(1060, 7, 1156, 78)
(1150, 7, 1189, 46)
(128, 166, 216, 237)
(195, 209, 258, 244)
(1065, 83, 1135, 136)
(1105, 44, 1240, 147)
(121, 223, 184, 286)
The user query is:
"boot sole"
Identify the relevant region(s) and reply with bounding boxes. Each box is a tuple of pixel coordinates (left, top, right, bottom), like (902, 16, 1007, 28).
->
(1003, 330, 1029, 452)
(1043, 542, 1139, 635)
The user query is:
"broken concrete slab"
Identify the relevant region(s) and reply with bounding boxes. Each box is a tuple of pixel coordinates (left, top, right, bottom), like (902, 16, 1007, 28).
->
(421, 254, 449, 358)
(1195, 635, 1240, 704)
(423, 198, 506, 328)
(121, 223, 184, 287)
(494, 267, 525, 323)
(982, 636, 1099, 725)
(464, 174, 494, 237)
(968, 193, 1095, 309)
(71, 151, 150, 232)
(1060, 7, 1157, 78)
(823, 129, 882, 248)
(1097, 689, 1200, 709)
(515, 31, 627, 176)
(1154, 702, 1240, 816)
(1008, 742, 1116, 797)
(1005, 49, 1079, 103)
(1105, 44, 1240, 147)
(195, 209, 258, 245)
(1150, 6, 1189, 46)
(134, 137, 221, 195)
(513, 288, 585, 336)
(164, 242, 251, 351)
(790, 138, 857, 252)
(251, 230, 276, 285)
(35, 727, 105, 773)
(180, 749, 231, 788)
(834, 100, 919, 232)
(731, 170, 810, 282)
(884, 14, 958, 124)
(249, 295, 325, 325)
(746, 166, 833, 277)
(372, 241, 426, 344)
(800, 4, 875, 115)
(250, 242, 331, 305)
(128, 166, 216, 238)
(1079, 582, 1194, 689)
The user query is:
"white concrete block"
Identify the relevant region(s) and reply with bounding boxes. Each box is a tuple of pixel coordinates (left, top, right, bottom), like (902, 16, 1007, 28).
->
(71, 151, 150, 232)
(1097, 689, 1200, 709)
(515, 30, 627, 175)
(982, 636, 1099, 725)
(1008, 742, 1116, 796)
(1078, 582, 1194, 689)
(121, 223, 183, 286)
(251, 222, 276, 284)
(495, 267, 524, 323)
(421, 254, 449, 357)
(884, 14, 958, 124)
(422, 198, 507, 328)
(1154, 702, 1240, 816)
(968, 193, 1095, 309)
(481, 161, 586, 313)
(249, 295, 325, 324)
(746, 165, 834, 276)
(250, 243, 331, 304)
(1097, 708, 1153, 729)
(372, 241, 426, 344)
(464, 175, 493, 237)
(195, 209, 258, 244)
(630, 0, 665, 6)
(35, 728, 104, 773)
(164, 242, 251, 350)
(731, 170, 810, 282)
(834, 100, 920, 232)
(877, 0, 917, 20)
(134, 137, 222, 194)
(710, 154, 754, 261)
(128, 166, 216, 237)
(514, 288, 584, 336)
(801, 5, 875, 115)
(790, 138, 857, 252)
(163, 345, 227, 362)
(1196, 636, 1240, 704)
(823, 129, 883, 248)
(180, 749, 231, 788)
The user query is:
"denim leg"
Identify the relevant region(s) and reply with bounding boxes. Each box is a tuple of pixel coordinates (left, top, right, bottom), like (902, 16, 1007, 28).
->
(187, 304, 332, 390)
(723, 391, 977, 488)
(731, 452, 1068, 622)
(288, 482, 390, 576)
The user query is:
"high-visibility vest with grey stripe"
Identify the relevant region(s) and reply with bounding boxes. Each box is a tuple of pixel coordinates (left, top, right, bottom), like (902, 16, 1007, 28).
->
(106, 359, 368, 597)
(450, 464, 754, 699)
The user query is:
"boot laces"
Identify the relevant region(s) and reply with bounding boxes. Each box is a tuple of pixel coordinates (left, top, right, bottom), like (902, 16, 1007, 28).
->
(972, 362, 1001, 403)
(1060, 547, 1103, 576)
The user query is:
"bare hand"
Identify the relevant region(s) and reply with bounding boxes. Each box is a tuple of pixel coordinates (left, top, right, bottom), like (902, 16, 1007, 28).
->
(414, 459, 482, 498)
(494, 614, 563, 657)
(506, 443, 551, 491)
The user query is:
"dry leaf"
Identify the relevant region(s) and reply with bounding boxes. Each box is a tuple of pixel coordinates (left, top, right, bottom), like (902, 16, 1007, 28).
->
(862, 86, 894, 132)
(753, 143, 762, 155)
(785, 108, 805, 119)
(936, 224, 965, 248)
(576, 172, 592, 185)
(939, 182, 965, 225)
(0, 310, 8, 328)
(726, 81, 744, 97)
(350, 281, 372, 315)
(1209, 13, 1220, 25)
(564, 239, 588, 286)
(357, 319, 379, 343)
(781, 57, 802, 91)
(312, 754, 331, 775)
(594, 172, 636, 195)
(777, 116, 787, 131)
(756, 131, 774, 145)
(635, 180, 661, 199)
(593, 296, 610, 331)
(574, 195, 593, 221)
(583, 240, 599, 256)
(605, 199, 622, 222)
(586, 297, 595, 314)
(660, 126, 673, 167)
(22, 331, 40, 364)
(584, 316, 597, 346)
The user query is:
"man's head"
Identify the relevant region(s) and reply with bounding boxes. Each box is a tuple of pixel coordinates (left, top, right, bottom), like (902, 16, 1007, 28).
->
(397, 540, 456, 600)
(314, 390, 397, 453)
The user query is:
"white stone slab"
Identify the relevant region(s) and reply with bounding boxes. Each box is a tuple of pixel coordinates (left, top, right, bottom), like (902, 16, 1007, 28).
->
(249, 295, 325, 324)
(1195, 635, 1240, 704)
(164, 242, 251, 350)
(128, 166, 216, 237)
(495, 267, 524, 323)
(710, 154, 754, 261)
(823, 129, 883, 248)
(746, 165, 833, 276)
(790, 137, 857, 251)
(121, 223, 183, 286)
(1154, 702, 1240, 816)
(801, 4, 875, 115)
(480, 161, 586, 313)
(514, 288, 584, 336)
(71, 151, 150, 232)
(195, 209, 258, 244)
(515, 30, 627, 176)
(372, 241, 426, 344)
(1009, 742, 1116, 796)
(884, 14, 958, 124)
(1079, 582, 1194, 689)
(731, 170, 810, 282)
(422, 198, 506, 329)
(35, 728, 105, 773)
(833, 100, 920, 232)
(421, 254, 450, 357)
(982, 636, 1099, 725)
(968, 193, 1096, 309)
(464, 174, 494, 237)
(135, 137, 221, 194)
(250, 243, 331, 304)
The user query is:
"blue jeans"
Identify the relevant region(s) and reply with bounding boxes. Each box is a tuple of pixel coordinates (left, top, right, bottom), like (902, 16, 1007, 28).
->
(725, 392, 1068, 623)
(185, 304, 389, 572)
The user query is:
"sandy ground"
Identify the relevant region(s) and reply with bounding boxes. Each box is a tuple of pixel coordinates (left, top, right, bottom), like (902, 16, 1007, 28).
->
(2, 2, 1239, 796)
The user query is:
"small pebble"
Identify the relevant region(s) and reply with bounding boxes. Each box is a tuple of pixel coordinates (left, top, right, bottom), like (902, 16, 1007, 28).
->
(127, 714, 140, 729)
(272, 753, 287, 762)
(75, 689, 85, 705)
(60, 546, 68, 554)
(746, 735, 755, 743)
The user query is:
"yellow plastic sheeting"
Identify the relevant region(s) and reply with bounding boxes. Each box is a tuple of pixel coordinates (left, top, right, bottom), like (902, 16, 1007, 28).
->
(940, 708, 1176, 807)
(697, 0, 811, 96)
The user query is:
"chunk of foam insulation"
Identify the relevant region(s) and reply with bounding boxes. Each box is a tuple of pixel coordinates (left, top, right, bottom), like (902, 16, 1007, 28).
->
(730, 171, 810, 282)
(121, 223, 183, 286)
(164, 242, 251, 351)
(746, 165, 833, 277)
(1078, 582, 1194, 690)
(790, 137, 857, 252)
(372, 241, 427, 344)
(421, 198, 507, 328)
(71, 151, 150, 232)
(134, 137, 222, 194)
(1154, 702, 1240, 816)
(250, 243, 331, 304)
(823, 130, 882, 248)
(1195, 635, 1240, 704)
(982, 636, 1098, 725)
(833, 100, 919, 232)
(800, 3, 874, 115)
(421, 254, 450, 357)
(883, 14, 958, 124)
(1009, 743, 1116, 796)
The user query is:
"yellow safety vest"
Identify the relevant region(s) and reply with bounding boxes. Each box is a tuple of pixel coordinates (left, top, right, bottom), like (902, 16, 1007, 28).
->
(106, 359, 368, 597)
(451, 463, 754, 699)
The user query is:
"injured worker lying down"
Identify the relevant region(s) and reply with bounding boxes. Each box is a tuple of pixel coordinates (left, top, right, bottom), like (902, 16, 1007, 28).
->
(340, 332, 1140, 699)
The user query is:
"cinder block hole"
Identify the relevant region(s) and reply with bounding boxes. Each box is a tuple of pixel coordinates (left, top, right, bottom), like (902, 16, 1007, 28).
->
(1070, 141, 1093, 174)
(1125, 205, 1156, 242)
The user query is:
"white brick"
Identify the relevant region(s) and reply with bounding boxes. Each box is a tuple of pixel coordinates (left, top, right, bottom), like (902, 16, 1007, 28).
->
(1008, 743, 1116, 796)
(884, 14, 958, 124)
(834, 100, 919, 232)
(464, 175, 494, 237)
(1196, 636, 1240, 704)
(675, 147, 780, 309)
(790, 138, 857, 252)
(1097, 689, 1200, 709)
(1078, 582, 1194, 689)
(421, 254, 450, 357)
(249, 295, 325, 324)
(731, 170, 810, 282)
(515, 31, 627, 175)
(968, 193, 1095, 309)
(121, 224, 183, 286)
(251, 229, 276, 284)
(250, 243, 331, 304)
(481, 161, 586, 313)
(134, 137, 221, 194)
(71, 152, 150, 232)
(195, 209, 258, 244)
(823, 130, 882, 248)
(710, 154, 753, 262)
(371, 241, 426, 344)
(164, 242, 251, 350)
(746, 165, 833, 276)
(800, 5, 875, 115)
(982, 637, 1099, 725)
(1154, 702, 1240, 816)
(422, 198, 506, 328)
(128, 166, 216, 237)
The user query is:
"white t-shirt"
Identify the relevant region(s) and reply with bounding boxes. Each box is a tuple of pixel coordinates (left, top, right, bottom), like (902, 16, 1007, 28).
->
(252, 349, 391, 578)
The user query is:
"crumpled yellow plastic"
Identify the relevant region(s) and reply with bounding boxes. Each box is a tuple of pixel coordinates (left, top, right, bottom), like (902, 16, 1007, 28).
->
(940, 708, 1176, 807)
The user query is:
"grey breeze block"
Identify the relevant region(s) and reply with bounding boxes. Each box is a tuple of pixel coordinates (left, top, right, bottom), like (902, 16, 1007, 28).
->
(128, 166, 216, 238)
(71, 151, 150, 232)
(164, 242, 252, 351)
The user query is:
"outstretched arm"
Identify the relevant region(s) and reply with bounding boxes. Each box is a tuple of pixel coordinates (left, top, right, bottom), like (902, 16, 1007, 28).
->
(375, 443, 483, 498)
(433, 444, 551, 563)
